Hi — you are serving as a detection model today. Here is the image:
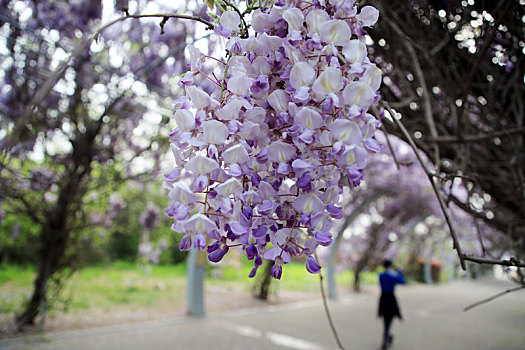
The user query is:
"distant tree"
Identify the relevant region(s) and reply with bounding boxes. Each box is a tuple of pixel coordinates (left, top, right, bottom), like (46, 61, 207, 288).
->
(341, 146, 440, 291)
(0, 0, 197, 326)
(328, 132, 512, 293)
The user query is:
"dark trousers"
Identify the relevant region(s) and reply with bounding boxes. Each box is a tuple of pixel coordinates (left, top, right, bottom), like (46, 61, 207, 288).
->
(382, 314, 394, 347)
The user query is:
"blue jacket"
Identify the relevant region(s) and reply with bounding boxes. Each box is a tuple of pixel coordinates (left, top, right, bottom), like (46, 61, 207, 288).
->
(379, 269, 406, 293)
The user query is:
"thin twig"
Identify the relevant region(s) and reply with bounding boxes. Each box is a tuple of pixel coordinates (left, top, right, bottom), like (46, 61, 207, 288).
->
(425, 126, 525, 143)
(385, 105, 466, 270)
(380, 124, 401, 170)
(446, 193, 507, 233)
(383, 16, 440, 171)
(463, 285, 525, 312)
(474, 219, 488, 257)
(224, 1, 249, 38)
(462, 255, 525, 268)
(372, 105, 401, 170)
(316, 253, 346, 350)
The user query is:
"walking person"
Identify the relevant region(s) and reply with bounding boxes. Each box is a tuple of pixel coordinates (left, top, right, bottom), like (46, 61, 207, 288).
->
(378, 259, 405, 349)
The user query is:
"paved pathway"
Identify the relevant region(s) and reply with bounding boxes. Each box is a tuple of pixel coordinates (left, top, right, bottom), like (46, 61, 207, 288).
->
(1, 278, 524, 350)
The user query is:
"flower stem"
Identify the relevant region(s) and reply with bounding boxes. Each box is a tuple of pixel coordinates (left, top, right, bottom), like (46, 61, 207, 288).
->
(318, 264, 346, 350)
(219, 53, 232, 101)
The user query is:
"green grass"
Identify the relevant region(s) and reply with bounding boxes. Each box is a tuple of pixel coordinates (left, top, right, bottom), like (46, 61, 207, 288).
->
(61, 262, 188, 312)
(205, 260, 378, 294)
(0, 262, 189, 314)
(0, 265, 35, 313)
(279, 262, 326, 292)
(0, 261, 378, 315)
(0, 265, 35, 286)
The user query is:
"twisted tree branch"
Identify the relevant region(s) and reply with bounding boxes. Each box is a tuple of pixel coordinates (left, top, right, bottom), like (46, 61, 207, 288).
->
(385, 105, 466, 270)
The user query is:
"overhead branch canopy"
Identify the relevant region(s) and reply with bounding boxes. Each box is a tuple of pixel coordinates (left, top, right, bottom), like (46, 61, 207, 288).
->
(369, 0, 525, 256)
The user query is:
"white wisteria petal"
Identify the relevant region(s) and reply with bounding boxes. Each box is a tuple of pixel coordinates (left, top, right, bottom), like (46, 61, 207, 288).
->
(173, 109, 195, 132)
(362, 66, 382, 92)
(251, 9, 271, 32)
(283, 41, 304, 64)
(342, 81, 376, 109)
(255, 33, 284, 55)
(264, 246, 285, 261)
(238, 121, 260, 139)
(185, 155, 219, 174)
(268, 4, 286, 22)
(283, 7, 304, 32)
(170, 144, 186, 167)
(319, 130, 332, 146)
(225, 37, 240, 51)
(330, 119, 362, 145)
(295, 107, 323, 129)
(169, 183, 198, 204)
(337, 146, 356, 166)
(338, 145, 368, 168)
(291, 159, 315, 171)
(294, 86, 310, 101)
(342, 40, 367, 64)
(229, 56, 251, 75)
(357, 6, 379, 27)
(293, 194, 324, 214)
(362, 118, 377, 138)
(251, 56, 271, 76)
(312, 67, 343, 96)
(238, 37, 257, 53)
(306, 9, 330, 34)
(187, 45, 202, 70)
(290, 62, 315, 90)
(268, 141, 296, 163)
(223, 144, 250, 163)
(268, 89, 290, 113)
(271, 228, 292, 247)
(352, 146, 368, 169)
(215, 178, 243, 197)
(310, 212, 331, 232)
(244, 107, 266, 124)
(258, 181, 277, 199)
(187, 137, 205, 148)
(319, 20, 351, 46)
(186, 86, 210, 109)
(228, 72, 253, 96)
(184, 214, 217, 235)
(202, 120, 228, 145)
(220, 10, 241, 31)
(217, 99, 246, 120)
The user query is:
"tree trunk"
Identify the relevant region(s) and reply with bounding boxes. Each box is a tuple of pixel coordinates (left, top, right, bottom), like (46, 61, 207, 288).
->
(14, 91, 94, 328)
(16, 226, 68, 327)
(254, 260, 274, 300)
(353, 269, 362, 292)
(16, 269, 45, 326)
(329, 191, 396, 298)
(352, 226, 379, 293)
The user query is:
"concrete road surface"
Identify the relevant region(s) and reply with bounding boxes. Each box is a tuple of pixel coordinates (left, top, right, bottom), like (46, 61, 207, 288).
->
(1, 278, 524, 350)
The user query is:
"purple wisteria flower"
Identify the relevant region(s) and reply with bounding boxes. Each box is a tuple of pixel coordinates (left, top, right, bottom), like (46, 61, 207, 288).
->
(306, 256, 322, 274)
(164, 0, 382, 279)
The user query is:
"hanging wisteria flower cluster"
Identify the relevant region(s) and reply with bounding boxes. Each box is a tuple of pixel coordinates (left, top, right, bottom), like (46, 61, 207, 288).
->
(164, 0, 382, 279)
